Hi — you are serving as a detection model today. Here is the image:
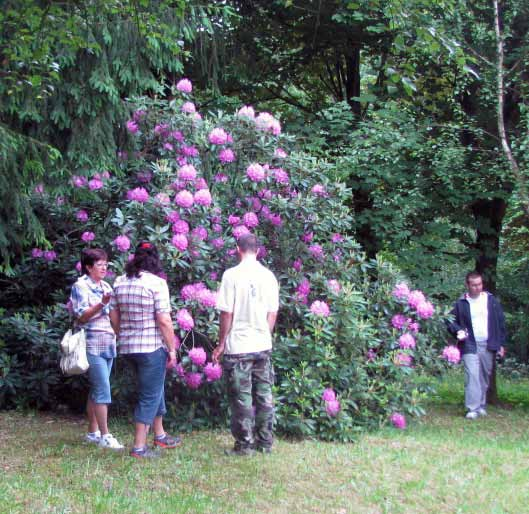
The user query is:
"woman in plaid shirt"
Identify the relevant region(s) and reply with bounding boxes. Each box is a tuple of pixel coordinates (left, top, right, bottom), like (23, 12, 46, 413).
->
(110, 241, 180, 458)
(70, 248, 124, 450)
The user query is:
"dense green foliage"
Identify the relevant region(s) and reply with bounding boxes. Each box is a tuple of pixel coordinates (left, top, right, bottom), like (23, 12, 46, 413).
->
(0, 0, 231, 266)
(1, 0, 529, 432)
(195, 0, 529, 357)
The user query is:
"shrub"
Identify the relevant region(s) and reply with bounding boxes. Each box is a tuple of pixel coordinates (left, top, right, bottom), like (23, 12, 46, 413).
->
(0, 82, 453, 439)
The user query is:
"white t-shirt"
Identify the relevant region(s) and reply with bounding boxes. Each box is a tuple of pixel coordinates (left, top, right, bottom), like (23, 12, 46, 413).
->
(216, 257, 279, 355)
(467, 293, 488, 342)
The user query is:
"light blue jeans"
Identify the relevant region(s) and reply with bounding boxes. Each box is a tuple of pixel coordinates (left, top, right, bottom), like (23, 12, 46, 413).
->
(86, 353, 113, 404)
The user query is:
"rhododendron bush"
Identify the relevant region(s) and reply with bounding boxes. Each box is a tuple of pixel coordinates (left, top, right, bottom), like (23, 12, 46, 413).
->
(1, 83, 453, 440)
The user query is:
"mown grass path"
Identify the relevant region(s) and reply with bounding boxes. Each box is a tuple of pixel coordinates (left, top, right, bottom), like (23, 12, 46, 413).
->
(2, 374, 529, 513)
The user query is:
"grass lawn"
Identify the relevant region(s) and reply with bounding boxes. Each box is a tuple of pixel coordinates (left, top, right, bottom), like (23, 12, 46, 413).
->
(2, 371, 529, 514)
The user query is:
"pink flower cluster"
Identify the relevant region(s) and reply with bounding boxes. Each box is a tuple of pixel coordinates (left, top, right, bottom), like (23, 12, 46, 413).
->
(181, 282, 206, 301)
(398, 333, 416, 350)
(392, 282, 410, 299)
(416, 300, 434, 319)
(219, 148, 236, 164)
(322, 388, 340, 417)
(308, 244, 324, 260)
(311, 184, 326, 196)
(272, 168, 289, 185)
(114, 235, 131, 252)
(155, 193, 170, 206)
(176, 78, 192, 93)
(255, 112, 281, 135)
(442, 345, 461, 364)
(194, 189, 212, 206)
(171, 233, 188, 252)
(310, 300, 330, 317)
(242, 212, 259, 228)
(180, 283, 217, 308)
(175, 190, 194, 208)
(391, 283, 435, 320)
(181, 101, 196, 114)
(233, 225, 250, 240)
(189, 347, 207, 366)
(246, 163, 265, 182)
(88, 178, 103, 191)
(204, 362, 223, 382)
(31, 248, 57, 261)
(390, 412, 406, 429)
(76, 210, 89, 222)
(176, 308, 194, 331)
(178, 164, 197, 182)
(237, 105, 255, 119)
(391, 314, 407, 330)
(191, 226, 208, 241)
(327, 279, 341, 294)
(197, 288, 217, 308)
(185, 372, 202, 389)
(126, 120, 139, 134)
(395, 351, 413, 367)
(209, 128, 229, 145)
(71, 173, 108, 191)
(127, 187, 149, 203)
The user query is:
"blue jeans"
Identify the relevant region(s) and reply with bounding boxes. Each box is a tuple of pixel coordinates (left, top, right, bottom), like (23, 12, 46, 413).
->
(125, 347, 167, 425)
(86, 353, 113, 404)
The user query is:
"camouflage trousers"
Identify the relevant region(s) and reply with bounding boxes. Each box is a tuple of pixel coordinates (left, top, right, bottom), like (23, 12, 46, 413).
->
(222, 350, 274, 450)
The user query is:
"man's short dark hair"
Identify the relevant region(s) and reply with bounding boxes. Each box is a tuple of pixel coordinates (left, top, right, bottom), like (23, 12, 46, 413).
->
(465, 271, 482, 283)
(81, 248, 108, 275)
(237, 234, 259, 253)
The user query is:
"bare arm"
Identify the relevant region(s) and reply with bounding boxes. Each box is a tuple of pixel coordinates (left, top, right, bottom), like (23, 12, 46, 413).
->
(77, 292, 112, 324)
(155, 312, 177, 352)
(267, 311, 278, 333)
(213, 311, 233, 363)
(109, 309, 120, 335)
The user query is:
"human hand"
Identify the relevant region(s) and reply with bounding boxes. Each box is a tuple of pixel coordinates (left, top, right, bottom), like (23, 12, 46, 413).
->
(102, 292, 112, 305)
(456, 330, 467, 341)
(167, 351, 177, 369)
(212, 344, 224, 364)
(499, 346, 505, 358)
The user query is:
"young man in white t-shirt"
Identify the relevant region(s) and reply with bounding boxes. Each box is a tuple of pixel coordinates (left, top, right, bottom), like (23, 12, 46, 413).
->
(213, 234, 279, 455)
(448, 271, 506, 419)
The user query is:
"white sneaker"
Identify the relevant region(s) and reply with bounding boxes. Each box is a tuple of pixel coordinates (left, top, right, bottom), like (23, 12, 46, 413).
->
(98, 433, 125, 450)
(85, 430, 101, 443)
(465, 411, 479, 420)
(477, 407, 487, 417)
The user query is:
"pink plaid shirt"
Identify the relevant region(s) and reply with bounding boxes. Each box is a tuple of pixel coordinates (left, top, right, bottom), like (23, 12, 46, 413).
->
(110, 271, 172, 354)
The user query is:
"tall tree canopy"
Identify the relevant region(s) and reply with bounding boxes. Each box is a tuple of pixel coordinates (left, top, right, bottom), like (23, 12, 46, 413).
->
(0, 0, 232, 267)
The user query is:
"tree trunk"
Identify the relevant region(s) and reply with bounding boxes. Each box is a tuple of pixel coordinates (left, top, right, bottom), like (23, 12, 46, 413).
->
(344, 45, 361, 116)
(351, 189, 382, 259)
(471, 197, 506, 293)
(472, 196, 506, 405)
(493, 0, 529, 220)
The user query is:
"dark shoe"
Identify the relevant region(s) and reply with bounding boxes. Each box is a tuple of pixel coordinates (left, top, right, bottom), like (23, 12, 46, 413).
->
(153, 433, 181, 449)
(224, 447, 255, 457)
(255, 446, 272, 454)
(130, 446, 160, 459)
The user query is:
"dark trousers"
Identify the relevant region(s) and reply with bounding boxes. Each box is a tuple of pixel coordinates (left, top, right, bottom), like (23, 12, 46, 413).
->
(223, 351, 274, 450)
